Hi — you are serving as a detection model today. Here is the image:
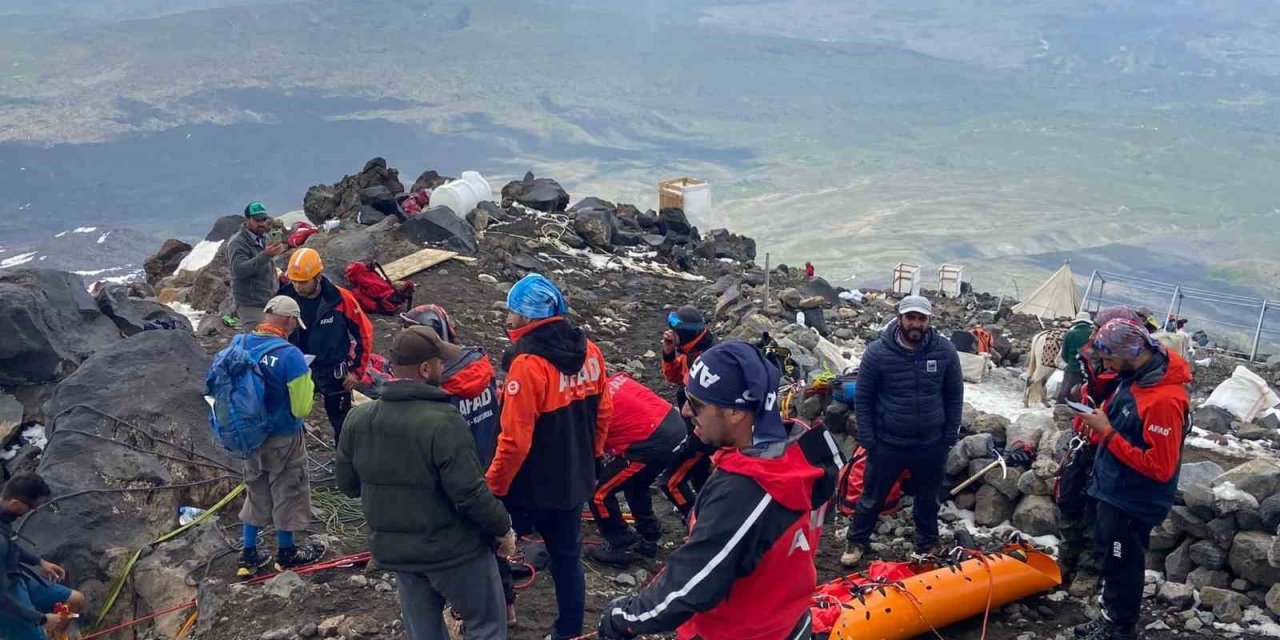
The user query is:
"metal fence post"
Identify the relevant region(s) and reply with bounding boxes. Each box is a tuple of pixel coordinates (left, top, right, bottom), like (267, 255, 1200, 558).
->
(1082, 270, 1098, 313)
(763, 253, 771, 306)
(1251, 300, 1268, 362)
(1164, 286, 1181, 330)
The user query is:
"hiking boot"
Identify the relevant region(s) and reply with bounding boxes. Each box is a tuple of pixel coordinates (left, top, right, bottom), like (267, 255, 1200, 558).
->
(585, 541, 634, 568)
(633, 539, 659, 558)
(914, 540, 944, 558)
(275, 543, 325, 570)
(507, 603, 517, 626)
(236, 548, 273, 578)
(1081, 620, 1137, 640)
(1074, 618, 1105, 638)
(839, 541, 867, 568)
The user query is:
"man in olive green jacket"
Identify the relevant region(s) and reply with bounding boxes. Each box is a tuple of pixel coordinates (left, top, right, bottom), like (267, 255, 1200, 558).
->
(337, 326, 516, 640)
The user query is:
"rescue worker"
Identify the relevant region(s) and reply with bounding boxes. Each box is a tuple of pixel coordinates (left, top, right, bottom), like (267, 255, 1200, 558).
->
(337, 326, 517, 640)
(658, 305, 717, 519)
(841, 295, 963, 567)
(804, 261, 815, 279)
(401, 304, 516, 624)
(226, 201, 284, 330)
(597, 342, 840, 640)
(279, 248, 374, 445)
(0, 474, 86, 640)
(1074, 319, 1190, 640)
(487, 274, 612, 640)
(1059, 312, 1094, 404)
(235, 296, 325, 575)
(584, 373, 685, 567)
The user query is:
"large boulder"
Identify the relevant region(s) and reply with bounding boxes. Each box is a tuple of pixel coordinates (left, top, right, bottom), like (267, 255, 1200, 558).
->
(0, 269, 120, 386)
(143, 239, 193, 285)
(304, 157, 405, 224)
(1195, 405, 1237, 435)
(1180, 461, 1226, 493)
(974, 484, 1015, 527)
(658, 208, 694, 237)
(1215, 458, 1280, 503)
(501, 172, 569, 213)
(1011, 495, 1058, 536)
(1006, 413, 1053, 448)
(805, 277, 841, 307)
(410, 170, 451, 193)
(93, 285, 191, 336)
(28, 330, 237, 592)
(397, 206, 478, 255)
(1229, 531, 1280, 586)
(204, 216, 245, 243)
(702, 228, 757, 262)
(300, 220, 389, 287)
(572, 209, 618, 249)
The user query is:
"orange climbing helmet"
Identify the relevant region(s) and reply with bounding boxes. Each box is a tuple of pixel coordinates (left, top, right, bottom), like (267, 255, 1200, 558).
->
(286, 248, 324, 281)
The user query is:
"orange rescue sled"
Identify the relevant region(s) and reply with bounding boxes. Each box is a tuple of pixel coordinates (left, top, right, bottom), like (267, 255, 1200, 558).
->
(828, 546, 1061, 640)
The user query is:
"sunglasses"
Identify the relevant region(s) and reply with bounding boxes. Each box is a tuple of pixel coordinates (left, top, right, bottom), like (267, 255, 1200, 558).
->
(667, 312, 704, 331)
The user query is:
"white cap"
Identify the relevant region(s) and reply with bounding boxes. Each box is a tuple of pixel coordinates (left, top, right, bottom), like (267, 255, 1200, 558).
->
(897, 295, 933, 316)
(1074, 311, 1093, 324)
(264, 295, 307, 329)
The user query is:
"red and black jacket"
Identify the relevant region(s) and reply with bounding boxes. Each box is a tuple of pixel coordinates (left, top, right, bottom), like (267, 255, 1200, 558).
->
(600, 422, 841, 640)
(487, 317, 613, 510)
(605, 372, 674, 457)
(281, 276, 373, 389)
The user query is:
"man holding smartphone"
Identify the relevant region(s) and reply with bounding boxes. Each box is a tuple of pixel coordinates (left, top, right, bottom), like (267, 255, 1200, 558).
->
(227, 201, 285, 331)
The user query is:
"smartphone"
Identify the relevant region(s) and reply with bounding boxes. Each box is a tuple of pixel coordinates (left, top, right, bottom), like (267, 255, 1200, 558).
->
(1066, 400, 1095, 414)
(268, 229, 284, 245)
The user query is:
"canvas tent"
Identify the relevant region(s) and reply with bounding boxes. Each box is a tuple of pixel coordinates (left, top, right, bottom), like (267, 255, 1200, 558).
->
(1012, 262, 1081, 319)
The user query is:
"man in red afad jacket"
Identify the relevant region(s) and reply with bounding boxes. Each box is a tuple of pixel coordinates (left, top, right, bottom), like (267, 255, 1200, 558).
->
(584, 373, 685, 567)
(1074, 319, 1190, 640)
(598, 342, 841, 640)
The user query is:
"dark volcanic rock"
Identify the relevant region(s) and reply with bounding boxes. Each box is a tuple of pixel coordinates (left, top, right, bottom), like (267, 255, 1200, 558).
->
(410, 170, 451, 193)
(397, 207, 479, 254)
(0, 269, 120, 386)
(205, 216, 245, 243)
(572, 209, 618, 248)
(143, 239, 193, 285)
(501, 172, 570, 213)
(304, 157, 405, 224)
(703, 228, 757, 262)
(93, 284, 191, 336)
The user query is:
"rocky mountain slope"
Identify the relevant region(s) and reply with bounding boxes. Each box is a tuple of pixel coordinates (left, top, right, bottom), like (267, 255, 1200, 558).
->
(4, 159, 1280, 640)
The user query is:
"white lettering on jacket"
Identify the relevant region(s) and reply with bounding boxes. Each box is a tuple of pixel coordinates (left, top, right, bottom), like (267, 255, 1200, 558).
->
(1148, 424, 1171, 436)
(559, 356, 603, 392)
(457, 387, 494, 416)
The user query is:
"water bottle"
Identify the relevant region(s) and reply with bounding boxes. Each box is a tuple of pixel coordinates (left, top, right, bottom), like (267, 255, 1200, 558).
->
(178, 506, 205, 526)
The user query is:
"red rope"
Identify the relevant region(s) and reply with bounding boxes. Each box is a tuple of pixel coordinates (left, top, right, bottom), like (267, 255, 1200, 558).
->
(79, 600, 196, 640)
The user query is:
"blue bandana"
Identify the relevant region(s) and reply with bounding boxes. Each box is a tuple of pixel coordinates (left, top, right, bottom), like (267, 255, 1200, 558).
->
(685, 342, 788, 446)
(507, 274, 569, 320)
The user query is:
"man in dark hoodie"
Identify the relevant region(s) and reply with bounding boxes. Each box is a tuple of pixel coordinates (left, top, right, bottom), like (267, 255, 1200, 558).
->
(1073, 320, 1190, 640)
(0, 474, 86, 640)
(658, 305, 717, 519)
(487, 274, 612, 640)
(597, 342, 841, 640)
(841, 295, 963, 567)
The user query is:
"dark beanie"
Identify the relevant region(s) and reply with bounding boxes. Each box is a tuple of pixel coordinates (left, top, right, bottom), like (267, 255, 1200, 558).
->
(685, 342, 787, 445)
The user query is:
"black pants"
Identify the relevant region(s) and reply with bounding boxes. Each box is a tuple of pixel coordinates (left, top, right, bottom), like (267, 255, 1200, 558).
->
(1057, 369, 1084, 404)
(590, 410, 684, 544)
(847, 442, 947, 548)
(658, 435, 714, 519)
(1095, 501, 1153, 628)
(321, 389, 352, 444)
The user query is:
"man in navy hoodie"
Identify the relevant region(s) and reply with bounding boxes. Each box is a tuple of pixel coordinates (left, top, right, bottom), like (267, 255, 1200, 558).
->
(597, 342, 841, 640)
(841, 295, 963, 567)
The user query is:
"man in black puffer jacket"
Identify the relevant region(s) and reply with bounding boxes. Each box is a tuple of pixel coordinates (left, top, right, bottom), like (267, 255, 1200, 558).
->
(841, 295, 963, 567)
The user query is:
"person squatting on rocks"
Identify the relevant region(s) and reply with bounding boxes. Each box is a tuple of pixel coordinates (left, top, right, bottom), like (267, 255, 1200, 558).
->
(227, 201, 285, 330)
(400, 304, 517, 623)
(659, 305, 717, 519)
(338, 326, 517, 640)
(233, 296, 325, 576)
(841, 295, 963, 567)
(280, 248, 374, 444)
(488, 274, 612, 640)
(1072, 319, 1191, 640)
(1056, 305, 1142, 595)
(598, 342, 840, 640)
(0, 474, 86, 640)
(584, 373, 685, 567)
(1059, 311, 1095, 404)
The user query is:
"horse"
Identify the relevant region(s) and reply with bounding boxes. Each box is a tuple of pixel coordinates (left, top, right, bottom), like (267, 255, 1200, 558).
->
(1024, 327, 1067, 407)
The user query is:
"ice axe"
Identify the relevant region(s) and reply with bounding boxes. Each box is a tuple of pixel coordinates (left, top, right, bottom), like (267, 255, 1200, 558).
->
(949, 451, 1008, 497)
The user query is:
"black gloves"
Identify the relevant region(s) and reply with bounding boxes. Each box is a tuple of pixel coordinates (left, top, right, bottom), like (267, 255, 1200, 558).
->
(598, 597, 637, 639)
(1005, 441, 1036, 467)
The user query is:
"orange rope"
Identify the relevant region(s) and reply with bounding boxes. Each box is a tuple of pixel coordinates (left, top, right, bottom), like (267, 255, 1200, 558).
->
(173, 609, 199, 640)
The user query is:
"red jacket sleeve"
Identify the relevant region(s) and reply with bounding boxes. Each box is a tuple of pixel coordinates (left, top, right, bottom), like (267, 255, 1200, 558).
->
(662, 353, 686, 385)
(1102, 398, 1185, 483)
(594, 351, 613, 459)
(339, 288, 374, 378)
(487, 355, 547, 496)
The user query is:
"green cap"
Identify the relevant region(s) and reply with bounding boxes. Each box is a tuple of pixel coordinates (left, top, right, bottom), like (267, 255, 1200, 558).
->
(244, 201, 269, 218)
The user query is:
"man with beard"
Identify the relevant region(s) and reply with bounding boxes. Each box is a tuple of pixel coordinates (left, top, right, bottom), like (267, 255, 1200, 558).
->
(840, 295, 963, 567)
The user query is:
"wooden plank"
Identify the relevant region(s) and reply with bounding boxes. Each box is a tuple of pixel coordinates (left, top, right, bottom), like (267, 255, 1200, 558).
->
(381, 247, 458, 281)
(450, 255, 477, 263)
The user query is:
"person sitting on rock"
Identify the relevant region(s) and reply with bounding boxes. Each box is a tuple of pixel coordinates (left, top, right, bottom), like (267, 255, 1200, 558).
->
(226, 201, 285, 331)
(279, 248, 374, 445)
(236, 296, 326, 576)
(400, 304, 517, 625)
(658, 305, 717, 519)
(338, 326, 517, 640)
(597, 342, 840, 640)
(584, 373, 686, 568)
(488, 274, 612, 640)
(841, 295, 963, 567)
(0, 474, 86, 640)
(1073, 319, 1190, 640)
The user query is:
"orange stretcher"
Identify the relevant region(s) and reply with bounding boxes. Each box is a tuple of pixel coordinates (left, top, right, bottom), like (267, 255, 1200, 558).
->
(824, 545, 1061, 640)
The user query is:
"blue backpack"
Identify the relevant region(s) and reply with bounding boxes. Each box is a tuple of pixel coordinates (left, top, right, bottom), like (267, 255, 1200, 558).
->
(206, 334, 291, 458)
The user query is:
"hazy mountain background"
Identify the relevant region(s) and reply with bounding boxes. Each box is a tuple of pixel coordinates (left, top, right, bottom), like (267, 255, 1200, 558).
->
(2, 0, 1279, 339)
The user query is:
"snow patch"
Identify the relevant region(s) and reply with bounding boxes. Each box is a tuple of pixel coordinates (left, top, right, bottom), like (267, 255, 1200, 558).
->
(167, 302, 205, 333)
(0, 251, 37, 268)
(0, 425, 46, 461)
(72, 226, 97, 234)
(97, 231, 112, 244)
(54, 230, 68, 238)
(964, 367, 1053, 422)
(177, 240, 223, 273)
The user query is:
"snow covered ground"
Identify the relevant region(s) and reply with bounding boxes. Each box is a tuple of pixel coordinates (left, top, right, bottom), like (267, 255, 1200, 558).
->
(964, 366, 1053, 423)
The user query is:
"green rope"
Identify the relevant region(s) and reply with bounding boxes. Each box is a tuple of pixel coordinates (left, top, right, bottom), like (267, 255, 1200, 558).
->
(310, 487, 366, 540)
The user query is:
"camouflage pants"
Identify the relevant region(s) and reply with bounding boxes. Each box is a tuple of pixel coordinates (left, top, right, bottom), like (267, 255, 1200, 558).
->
(1058, 498, 1100, 580)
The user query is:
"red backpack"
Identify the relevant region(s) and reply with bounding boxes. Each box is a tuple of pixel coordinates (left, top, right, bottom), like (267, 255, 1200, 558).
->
(834, 446, 909, 516)
(345, 261, 415, 315)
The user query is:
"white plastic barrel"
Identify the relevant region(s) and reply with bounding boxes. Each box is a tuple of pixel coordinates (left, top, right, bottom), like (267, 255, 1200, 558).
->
(429, 171, 493, 218)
